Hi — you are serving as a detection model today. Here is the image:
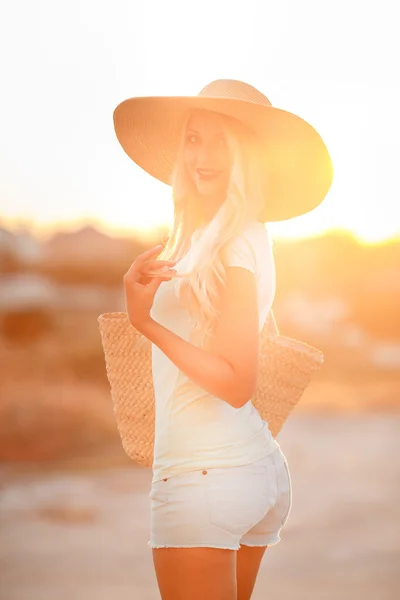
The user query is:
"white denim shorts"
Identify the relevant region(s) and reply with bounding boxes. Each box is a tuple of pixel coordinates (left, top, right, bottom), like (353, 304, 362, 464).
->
(147, 446, 292, 550)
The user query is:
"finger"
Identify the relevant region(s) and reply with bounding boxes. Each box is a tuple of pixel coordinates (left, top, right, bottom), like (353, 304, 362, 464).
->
(146, 259, 177, 270)
(134, 244, 165, 267)
(139, 244, 165, 261)
(125, 244, 165, 279)
(145, 270, 177, 278)
(147, 271, 167, 294)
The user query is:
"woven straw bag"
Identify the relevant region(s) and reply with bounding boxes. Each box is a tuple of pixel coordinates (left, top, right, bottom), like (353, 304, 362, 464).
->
(98, 311, 324, 467)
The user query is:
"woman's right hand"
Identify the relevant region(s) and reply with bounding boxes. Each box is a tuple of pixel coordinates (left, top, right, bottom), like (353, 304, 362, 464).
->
(135, 246, 177, 285)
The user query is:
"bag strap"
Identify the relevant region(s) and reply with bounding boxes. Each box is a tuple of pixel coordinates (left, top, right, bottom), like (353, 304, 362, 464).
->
(266, 309, 279, 335)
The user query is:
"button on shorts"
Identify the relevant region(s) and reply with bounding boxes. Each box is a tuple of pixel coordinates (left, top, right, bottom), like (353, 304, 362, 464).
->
(148, 446, 292, 550)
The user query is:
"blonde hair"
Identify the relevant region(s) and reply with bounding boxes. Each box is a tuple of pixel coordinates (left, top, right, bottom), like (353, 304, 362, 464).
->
(157, 109, 271, 348)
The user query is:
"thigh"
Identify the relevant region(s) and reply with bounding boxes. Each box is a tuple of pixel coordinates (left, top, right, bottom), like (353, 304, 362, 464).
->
(152, 546, 237, 600)
(237, 544, 268, 600)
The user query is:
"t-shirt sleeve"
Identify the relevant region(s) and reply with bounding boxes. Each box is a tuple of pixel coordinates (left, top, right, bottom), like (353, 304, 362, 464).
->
(221, 222, 276, 323)
(222, 232, 257, 274)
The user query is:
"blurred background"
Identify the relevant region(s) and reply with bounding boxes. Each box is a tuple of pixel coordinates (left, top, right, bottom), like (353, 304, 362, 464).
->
(0, 1, 399, 599)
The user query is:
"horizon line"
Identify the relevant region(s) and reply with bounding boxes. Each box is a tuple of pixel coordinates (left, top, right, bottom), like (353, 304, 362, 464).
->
(1, 216, 399, 247)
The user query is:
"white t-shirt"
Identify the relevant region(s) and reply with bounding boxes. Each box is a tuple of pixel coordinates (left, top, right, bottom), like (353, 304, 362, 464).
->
(149, 219, 280, 483)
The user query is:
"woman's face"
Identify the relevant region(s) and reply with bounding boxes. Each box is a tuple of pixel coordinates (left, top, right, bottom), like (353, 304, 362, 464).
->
(183, 110, 232, 199)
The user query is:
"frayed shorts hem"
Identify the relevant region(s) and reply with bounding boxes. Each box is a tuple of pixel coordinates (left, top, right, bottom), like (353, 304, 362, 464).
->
(240, 536, 281, 548)
(148, 538, 281, 550)
(148, 541, 240, 551)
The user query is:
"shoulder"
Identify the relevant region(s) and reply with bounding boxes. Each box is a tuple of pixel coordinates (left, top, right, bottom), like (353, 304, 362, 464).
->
(241, 220, 272, 249)
(228, 219, 272, 251)
(221, 220, 274, 278)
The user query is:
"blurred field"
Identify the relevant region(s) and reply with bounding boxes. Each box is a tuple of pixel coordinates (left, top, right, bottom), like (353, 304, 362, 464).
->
(0, 227, 399, 598)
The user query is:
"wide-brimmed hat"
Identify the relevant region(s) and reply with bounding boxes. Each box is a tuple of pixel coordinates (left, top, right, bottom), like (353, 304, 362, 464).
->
(113, 79, 333, 222)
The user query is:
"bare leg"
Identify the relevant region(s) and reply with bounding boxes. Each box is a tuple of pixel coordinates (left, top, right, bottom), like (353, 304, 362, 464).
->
(152, 546, 237, 600)
(236, 544, 268, 600)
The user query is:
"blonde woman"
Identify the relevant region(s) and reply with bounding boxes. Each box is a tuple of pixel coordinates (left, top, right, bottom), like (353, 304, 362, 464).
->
(115, 80, 333, 600)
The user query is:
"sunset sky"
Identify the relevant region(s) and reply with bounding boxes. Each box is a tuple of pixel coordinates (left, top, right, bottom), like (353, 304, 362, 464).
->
(0, 0, 399, 243)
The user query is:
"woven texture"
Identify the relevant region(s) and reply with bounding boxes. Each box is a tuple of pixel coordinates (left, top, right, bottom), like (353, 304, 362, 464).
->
(98, 312, 324, 468)
(113, 79, 333, 223)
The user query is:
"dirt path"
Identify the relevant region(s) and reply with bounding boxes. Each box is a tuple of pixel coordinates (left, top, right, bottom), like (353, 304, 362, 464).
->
(1, 412, 399, 599)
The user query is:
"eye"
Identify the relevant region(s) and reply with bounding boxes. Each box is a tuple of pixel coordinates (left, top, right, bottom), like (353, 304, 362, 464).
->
(217, 136, 227, 147)
(186, 134, 199, 144)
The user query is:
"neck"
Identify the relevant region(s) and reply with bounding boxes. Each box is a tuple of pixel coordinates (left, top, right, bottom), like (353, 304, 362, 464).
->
(199, 192, 226, 226)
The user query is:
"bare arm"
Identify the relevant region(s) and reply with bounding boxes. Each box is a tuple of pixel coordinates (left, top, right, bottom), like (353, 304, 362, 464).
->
(136, 266, 259, 409)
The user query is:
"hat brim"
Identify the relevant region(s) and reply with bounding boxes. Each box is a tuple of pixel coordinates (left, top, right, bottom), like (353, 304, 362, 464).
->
(113, 95, 333, 222)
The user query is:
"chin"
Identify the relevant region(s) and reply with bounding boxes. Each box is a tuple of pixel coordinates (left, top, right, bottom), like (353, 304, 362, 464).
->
(196, 183, 227, 197)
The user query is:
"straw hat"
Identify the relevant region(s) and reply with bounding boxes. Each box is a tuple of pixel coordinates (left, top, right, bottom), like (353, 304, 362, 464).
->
(113, 79, 333, 222)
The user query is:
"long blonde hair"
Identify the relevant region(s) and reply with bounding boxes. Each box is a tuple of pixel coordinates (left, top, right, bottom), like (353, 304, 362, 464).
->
(157, 109, 271, 348)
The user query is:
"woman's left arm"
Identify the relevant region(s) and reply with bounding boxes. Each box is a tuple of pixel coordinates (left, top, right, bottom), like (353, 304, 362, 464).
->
(135, 266, 259, 409)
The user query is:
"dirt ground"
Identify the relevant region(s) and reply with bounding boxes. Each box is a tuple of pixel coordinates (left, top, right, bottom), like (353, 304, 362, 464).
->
(0, 411, 399, 600)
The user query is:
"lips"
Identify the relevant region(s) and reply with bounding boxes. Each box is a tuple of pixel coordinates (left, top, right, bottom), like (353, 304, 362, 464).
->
(196, 168, 221, 180)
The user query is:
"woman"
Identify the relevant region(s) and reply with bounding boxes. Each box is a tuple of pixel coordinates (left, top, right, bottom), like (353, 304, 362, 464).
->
(115, 80, 333, 600)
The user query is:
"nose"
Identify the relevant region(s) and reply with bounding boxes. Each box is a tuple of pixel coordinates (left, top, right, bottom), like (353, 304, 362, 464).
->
(196, 141, 219, 168)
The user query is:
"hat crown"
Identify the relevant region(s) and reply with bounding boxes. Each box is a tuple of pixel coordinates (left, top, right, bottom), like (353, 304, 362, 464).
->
(197, 79, 272, 107)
